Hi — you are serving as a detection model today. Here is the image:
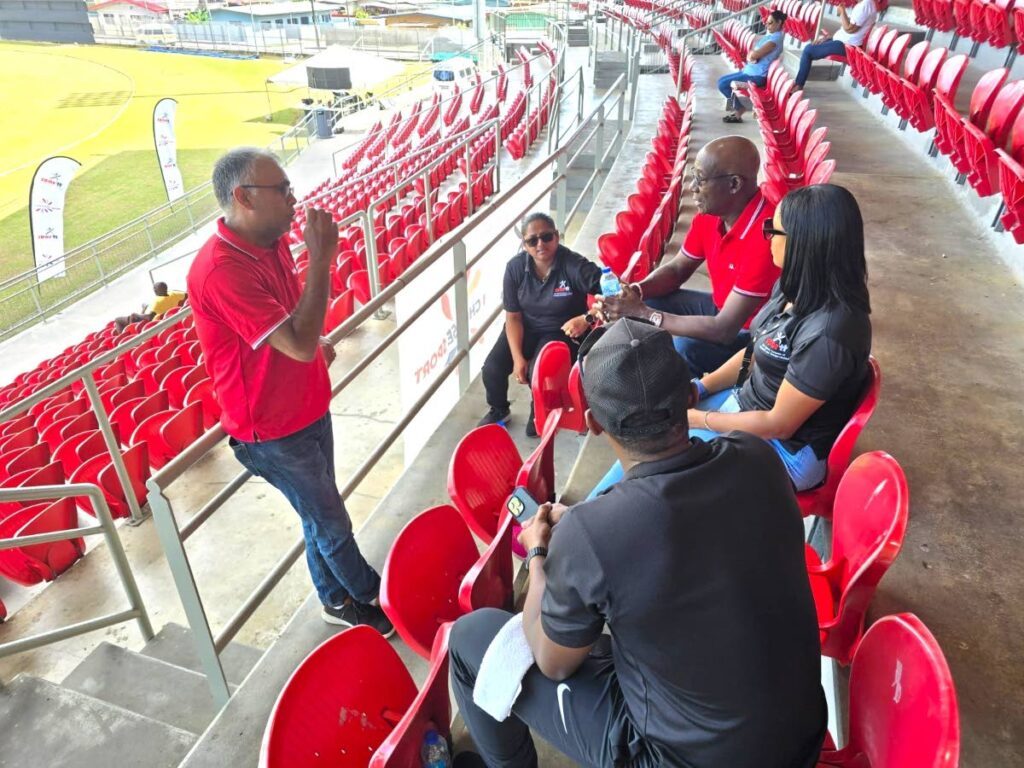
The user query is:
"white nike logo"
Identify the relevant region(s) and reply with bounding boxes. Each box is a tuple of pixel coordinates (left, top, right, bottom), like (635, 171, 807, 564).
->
(556, 683, 571, 733)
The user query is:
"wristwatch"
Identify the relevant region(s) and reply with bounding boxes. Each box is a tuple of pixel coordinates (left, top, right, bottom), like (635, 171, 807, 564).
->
(525, 546, 548, 570)
(648, 310, 664, 328)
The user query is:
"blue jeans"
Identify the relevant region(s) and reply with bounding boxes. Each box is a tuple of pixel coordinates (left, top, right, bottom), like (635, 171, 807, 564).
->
(646, 289, 751, 377)
(230, 413, 380, 608)
(795, 39, 847, 87)
(717, 71, 767, 112)
(588, 390, 827, 497)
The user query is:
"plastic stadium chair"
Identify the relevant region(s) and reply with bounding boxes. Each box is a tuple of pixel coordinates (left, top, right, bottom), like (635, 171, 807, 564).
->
(13, 498, 85, 580)
(160, 401, 205, 460)
(185, 377, 220, 430)
(259, 625, 419, 768)
(98, 442, 151, 519)
(369, 623, 453, 767)
(323, 289, 355, 335)
(4, 442, 50, 479)
(796, 357, 881, 519)
(809, 452, 909, 664)
(516, 409, 560, 506)
(380, 505, 478, 658)
(0, 426, 39, 459)
(447, 425, 523, 543)
(962, 80, 1024, 197)
(996, 107, 1024, 241)
(458, 507, 516, 614)
(816, 614, 960, 768)
(530, 341, 573, 437)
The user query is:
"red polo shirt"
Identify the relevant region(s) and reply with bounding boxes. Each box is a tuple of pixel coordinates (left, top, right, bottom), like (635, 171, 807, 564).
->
(681, 188, 778, 329)
(187, 219, 330, 442)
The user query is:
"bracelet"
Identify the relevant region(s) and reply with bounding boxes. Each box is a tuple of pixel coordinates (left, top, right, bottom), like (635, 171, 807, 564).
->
(703, 410, 713, 431)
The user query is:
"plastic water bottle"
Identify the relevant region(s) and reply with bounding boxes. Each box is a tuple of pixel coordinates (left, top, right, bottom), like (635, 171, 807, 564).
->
(599, 267, 622, 298)
(421, 729, 451, 768)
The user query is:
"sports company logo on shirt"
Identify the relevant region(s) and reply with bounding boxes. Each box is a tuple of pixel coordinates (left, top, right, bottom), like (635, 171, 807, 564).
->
(552, 279, 573, 297)
(759, 327, 790, 360)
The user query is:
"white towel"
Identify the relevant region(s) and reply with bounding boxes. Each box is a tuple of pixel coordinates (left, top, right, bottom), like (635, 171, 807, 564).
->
(472, 612, 536, 721)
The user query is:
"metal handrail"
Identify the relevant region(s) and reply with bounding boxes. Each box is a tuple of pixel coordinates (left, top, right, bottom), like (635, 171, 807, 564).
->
(146, 63, 631, 709)
(0, 482, 153, 659)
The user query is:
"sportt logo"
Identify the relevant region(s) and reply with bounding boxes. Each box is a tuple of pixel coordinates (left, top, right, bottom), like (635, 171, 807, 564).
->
(39, 173, 65, 189)
(36, 227, 59, 241)
(156, 113, 172, 124)
(414, 269, 488, 384)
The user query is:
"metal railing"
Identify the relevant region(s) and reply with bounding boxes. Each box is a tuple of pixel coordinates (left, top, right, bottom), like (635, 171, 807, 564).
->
(0, 483, 153, 659)
(146, 67, 630, 709)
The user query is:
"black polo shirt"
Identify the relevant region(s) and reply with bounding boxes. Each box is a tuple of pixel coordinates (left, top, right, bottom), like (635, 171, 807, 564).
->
(502, 245, 603, 335)
(541, 433, 826, 768)
(738, 284, 872, 459)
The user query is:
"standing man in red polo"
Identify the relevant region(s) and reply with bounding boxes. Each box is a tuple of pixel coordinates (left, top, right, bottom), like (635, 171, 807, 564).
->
(600, 136, 778, 376)
(187, 147, 392, 635)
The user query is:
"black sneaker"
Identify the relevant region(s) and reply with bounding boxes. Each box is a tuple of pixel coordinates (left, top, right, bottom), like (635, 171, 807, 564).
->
(525, 402, 538, 438)
(477, 407, 510, 427)
(321, 600, 395, 638)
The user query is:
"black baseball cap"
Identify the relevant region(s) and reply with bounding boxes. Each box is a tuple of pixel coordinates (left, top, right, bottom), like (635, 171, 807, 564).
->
(579, 318, 691, 437)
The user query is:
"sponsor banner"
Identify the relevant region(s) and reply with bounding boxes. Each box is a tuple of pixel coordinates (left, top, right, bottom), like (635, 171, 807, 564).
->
(395, 171, 553, 465)
(29, 156, 81, 283)
(153, 97, 185, 202)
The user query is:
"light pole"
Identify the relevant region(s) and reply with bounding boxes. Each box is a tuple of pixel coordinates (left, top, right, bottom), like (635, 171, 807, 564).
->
(310, 0, 322, 49)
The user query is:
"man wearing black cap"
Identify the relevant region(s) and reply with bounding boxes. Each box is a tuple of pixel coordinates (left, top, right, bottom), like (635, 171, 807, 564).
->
(449, 318, 826, 768)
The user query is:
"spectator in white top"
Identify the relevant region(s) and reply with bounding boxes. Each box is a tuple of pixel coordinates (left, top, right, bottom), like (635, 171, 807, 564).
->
(794, 0, 879, 88)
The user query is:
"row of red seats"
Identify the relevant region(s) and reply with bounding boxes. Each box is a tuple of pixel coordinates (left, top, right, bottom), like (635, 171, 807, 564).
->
(759, 0, 823, 43)
(713, 19, 760, 69)
(598, 95, 694, 284)
(914, 0, 1024, 54)
(506, 76, 559, 160)
(746, 61, 838, 202)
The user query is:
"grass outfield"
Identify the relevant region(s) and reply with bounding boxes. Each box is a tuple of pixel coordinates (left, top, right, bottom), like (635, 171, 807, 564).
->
(0, 42, 307, 281)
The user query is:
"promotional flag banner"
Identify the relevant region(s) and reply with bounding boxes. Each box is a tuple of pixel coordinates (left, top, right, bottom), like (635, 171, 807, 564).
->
(154, 97, 185, 202)
(29, 156, 81, 283)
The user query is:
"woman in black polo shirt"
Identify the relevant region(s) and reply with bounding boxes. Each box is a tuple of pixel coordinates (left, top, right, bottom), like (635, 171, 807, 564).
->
(479, 212, 602, 436)
(686, 184, 872, 490)
(590, 184, 871, 494)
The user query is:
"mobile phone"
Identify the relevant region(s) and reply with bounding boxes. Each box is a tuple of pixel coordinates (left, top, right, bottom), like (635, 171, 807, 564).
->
(506, 486, 540, 523)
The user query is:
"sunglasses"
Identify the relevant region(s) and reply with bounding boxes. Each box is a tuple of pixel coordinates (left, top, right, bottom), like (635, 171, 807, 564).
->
(762, 218, 787, 240)
(524, 231, 557, 247)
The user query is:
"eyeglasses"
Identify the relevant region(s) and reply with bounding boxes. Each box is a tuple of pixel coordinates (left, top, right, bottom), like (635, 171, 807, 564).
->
(524, 231, 557, 247)
(690, 173, 739, 189)
(240, 180, 294, 198)
(762, 218, 787, 240)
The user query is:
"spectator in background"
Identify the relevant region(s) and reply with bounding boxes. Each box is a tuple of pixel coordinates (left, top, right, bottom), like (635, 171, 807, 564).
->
(187, 147, 393, 635)
(794, 0, 879, 89)
(450, 319, 827, 768)
(719, 10, 787, 123)
(478, 212, 602, 437)
(598, 137, 778, 377)
(114, 281, 186, 332)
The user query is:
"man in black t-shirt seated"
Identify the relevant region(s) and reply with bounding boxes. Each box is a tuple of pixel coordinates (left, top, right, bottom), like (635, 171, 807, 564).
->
(450, 318, 826, 768)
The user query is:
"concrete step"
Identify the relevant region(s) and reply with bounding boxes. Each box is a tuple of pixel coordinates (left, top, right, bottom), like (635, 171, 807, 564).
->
(61, 642, 228, 735)
(0, 675, 195, 767)
(140, 622, 263, 688)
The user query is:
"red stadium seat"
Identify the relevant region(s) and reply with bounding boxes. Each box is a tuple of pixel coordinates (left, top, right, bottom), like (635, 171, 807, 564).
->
(369, 623, 453, 767)
(348, 270, 371, 306)
(380, 504, 478, 659)
(0, 498, 84, 585)
(0, 427, 40, 458)
(816, 614, 959, 768)
(797, 357, 881, 519)
(323, 289, 355, 335)
(530, 341, 573, 437)
(996, 106, 1024, 241)
(259, 625, 419, 768)
(447, 424, 522, 543)
(458, 507, 516, 614)
(962, 79, 1024, 197)
(98, 442, 151, 518)
(4, 442, 50, 478)
(185, 378, 220, 430)
(808, 452, 909, 664)
(516, 409, 559, 505)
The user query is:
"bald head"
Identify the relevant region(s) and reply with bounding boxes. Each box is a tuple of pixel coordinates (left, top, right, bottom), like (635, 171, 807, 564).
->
(700, 136, 761, 180)
(691, 136, 761, 222)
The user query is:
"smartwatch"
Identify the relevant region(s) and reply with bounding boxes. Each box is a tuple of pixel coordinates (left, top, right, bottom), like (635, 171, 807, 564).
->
(525, 546, 548, 570)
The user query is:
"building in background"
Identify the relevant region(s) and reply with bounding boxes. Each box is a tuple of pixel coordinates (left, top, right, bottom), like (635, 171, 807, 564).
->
(210, 1, 333, 26)
(88, 0, 170, 24)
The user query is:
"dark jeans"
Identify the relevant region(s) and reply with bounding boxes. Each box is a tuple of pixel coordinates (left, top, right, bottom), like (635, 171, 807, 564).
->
(795, 40, 847, 87)
(450, 608, 659, 768)
(229, 413, 380, 608)
(645, 289, 751, 377)
(717, 72, 767, 112)
(481, 327, 581, 412)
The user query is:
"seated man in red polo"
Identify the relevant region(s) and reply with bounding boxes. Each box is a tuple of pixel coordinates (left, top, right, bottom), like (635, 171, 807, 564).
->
(600, 136, 778, 376)
(187, 147, 392, 636)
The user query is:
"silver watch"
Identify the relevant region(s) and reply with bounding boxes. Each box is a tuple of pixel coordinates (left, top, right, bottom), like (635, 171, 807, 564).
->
(648, 311, 664, 328)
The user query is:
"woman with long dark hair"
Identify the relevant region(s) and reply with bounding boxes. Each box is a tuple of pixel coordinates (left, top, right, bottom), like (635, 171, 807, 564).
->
(591, 184, 872, 493)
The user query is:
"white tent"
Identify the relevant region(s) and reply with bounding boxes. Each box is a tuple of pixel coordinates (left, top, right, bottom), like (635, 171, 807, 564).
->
(267, 46, 406, 91)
